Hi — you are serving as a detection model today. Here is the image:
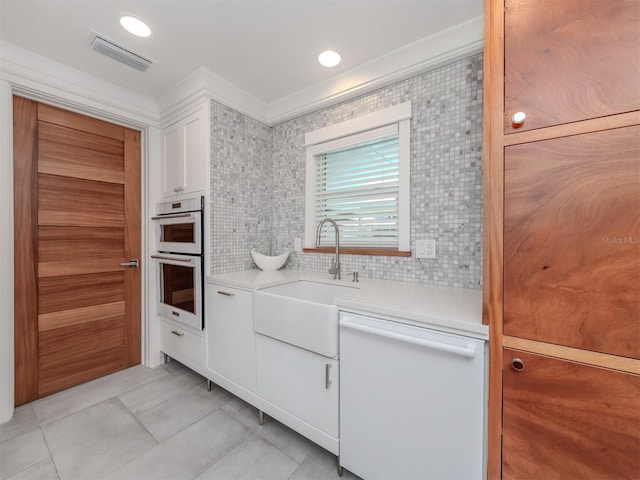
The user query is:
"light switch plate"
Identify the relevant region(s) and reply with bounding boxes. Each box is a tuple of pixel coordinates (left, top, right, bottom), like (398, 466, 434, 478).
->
(294, 237, 302, 252)
(416, 239, 436, 259)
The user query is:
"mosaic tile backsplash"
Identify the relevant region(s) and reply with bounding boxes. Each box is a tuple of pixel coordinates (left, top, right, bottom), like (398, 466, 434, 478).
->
(210, 101, 273, 273)
(210, 53, 483, 289)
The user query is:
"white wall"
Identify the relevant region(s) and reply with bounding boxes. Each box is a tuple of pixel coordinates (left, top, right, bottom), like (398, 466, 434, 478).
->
(0, 41, 161, 422)
(0, 79, 15, 422)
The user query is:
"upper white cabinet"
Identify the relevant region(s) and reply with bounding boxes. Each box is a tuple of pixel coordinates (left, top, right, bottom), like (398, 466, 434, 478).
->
(162, 101, 209, 197)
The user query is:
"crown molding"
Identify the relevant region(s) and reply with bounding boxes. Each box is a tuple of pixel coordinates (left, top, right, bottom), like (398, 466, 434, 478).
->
(0, 40, 160, 128)
(2, 15, 483, 128)
(267, 16, 484, 125)
(157, 66, 270, 125)
(157, 15, 483, 127)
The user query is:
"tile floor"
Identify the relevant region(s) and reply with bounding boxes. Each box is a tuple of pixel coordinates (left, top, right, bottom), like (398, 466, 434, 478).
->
(0, 361, 361, 480)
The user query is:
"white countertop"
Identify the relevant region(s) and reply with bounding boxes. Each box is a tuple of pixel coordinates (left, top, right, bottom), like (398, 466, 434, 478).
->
(207, 269, 488, 339)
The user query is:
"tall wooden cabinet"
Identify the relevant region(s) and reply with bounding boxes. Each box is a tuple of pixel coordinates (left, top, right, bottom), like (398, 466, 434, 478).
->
(484, 1, 640, 478)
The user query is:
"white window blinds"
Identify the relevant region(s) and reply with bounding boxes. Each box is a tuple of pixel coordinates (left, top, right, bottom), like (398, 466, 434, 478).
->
(315, 133, 400, 248)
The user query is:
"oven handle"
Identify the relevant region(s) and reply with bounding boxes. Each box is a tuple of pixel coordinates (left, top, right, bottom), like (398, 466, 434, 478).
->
(151, 254, 195, 264)
(151, 213, 194, 220)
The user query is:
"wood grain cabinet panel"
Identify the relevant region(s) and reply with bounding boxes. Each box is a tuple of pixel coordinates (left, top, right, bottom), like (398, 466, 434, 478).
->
(504, 0, 640, 133)
(504, 126, 640, 359)
(502, 349, 640, 479)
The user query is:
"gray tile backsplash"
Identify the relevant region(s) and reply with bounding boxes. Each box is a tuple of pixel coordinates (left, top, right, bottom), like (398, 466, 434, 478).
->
(210, 53, 483, 288)
(210, 102, 273, 273)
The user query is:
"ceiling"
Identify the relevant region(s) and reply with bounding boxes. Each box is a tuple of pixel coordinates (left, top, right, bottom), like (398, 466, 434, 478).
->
(0, 0, 483, 111)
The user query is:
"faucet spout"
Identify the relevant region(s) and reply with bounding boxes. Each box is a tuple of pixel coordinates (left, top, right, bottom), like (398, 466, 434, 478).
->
(316, 217, 341, 280)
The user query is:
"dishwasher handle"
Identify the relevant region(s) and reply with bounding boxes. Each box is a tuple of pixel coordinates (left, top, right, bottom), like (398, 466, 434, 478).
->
(341, 320, 477, 358)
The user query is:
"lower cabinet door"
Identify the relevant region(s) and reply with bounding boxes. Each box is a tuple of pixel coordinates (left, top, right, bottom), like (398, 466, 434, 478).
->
(503, 126, 640, 358)
(502, 349, 640, 479)
(256, 334, 338, 437)
(206, 284, 256, 392)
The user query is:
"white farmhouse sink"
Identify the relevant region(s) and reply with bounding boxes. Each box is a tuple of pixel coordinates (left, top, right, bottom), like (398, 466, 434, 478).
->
(253, 280, 359, 357)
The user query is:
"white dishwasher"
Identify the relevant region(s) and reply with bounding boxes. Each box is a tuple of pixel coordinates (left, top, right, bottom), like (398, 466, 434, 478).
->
(339, 312, 486, 480)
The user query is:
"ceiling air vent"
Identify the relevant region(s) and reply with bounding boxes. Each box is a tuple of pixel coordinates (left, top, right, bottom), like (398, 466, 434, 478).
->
(89, 34, 152, 72)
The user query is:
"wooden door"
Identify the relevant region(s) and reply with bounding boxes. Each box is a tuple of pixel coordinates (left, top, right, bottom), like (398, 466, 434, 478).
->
(502, 349, 640, 479)
(14, 97, 141, 404)
(503, 126, 640, 359)
(504, 0, 640, 132)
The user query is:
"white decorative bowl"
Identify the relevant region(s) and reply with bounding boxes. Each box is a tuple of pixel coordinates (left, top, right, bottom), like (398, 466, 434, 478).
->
(251, 250, 290, 271)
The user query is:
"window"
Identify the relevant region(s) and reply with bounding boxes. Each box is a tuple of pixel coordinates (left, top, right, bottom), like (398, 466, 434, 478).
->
(305, 102, 411, 253)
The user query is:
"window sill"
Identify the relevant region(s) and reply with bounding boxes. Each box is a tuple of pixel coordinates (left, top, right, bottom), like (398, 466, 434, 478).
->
(302, 247, 411, 257)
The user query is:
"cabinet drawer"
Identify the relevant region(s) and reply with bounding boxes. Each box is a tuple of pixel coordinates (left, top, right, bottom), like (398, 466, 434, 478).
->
(256, 334, 338, 438)
(161, 320, 204, 367)
(502, 349, 640, 479)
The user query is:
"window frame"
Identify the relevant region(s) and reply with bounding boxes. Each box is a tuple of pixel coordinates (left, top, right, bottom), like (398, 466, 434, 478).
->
(304, 101, 411, 253)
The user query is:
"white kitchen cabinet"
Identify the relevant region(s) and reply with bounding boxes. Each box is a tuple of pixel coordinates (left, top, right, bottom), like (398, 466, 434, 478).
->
(206, 283, 256, 392)
(162, 101, 209, 197)
(160, 318, 204, 373)
(256, 333, 338, 438)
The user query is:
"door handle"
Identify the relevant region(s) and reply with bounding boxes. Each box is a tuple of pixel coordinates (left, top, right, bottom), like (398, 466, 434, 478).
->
(120, 259, 139, 268)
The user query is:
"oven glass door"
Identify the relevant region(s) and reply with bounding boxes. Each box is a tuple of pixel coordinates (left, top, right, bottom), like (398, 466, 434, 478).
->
(155, 211, 202, 255)
(153, 254, 203, 330)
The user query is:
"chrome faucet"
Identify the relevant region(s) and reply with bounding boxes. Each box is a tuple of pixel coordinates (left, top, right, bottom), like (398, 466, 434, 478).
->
(316, 217, 341, 280)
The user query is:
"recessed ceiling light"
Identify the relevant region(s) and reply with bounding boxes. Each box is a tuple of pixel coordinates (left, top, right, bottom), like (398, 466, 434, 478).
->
(120, 16, 151, 37)
(318, 50, 341, 68)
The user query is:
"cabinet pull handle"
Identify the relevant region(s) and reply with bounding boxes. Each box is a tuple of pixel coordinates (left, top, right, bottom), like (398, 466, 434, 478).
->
(511, 358, 525, 371)
(325, 363, 331, 389)
(151, 213, 192, 220)
(217, 290, 235, 297)
(171, 330, 184, 337)
(511, 111, 526, 125)
(151, 255, 194, 264)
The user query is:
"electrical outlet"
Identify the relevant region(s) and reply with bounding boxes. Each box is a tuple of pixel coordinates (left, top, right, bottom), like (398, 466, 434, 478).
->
(424, 239, 436, 259)
(294, 237, 302, 252)
(416, 239, 436, 259)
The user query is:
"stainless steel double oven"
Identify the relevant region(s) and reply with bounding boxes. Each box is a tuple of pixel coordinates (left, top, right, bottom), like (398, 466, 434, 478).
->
(152, 196, 204, 330)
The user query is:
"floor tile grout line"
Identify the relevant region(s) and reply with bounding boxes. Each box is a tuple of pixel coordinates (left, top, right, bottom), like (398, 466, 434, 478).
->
(33, 363, 190, 431)
(130, 383, 224, 444)
(102, 363, 191, 416)
(187, 428, 256, 480)
(251, 423, 308, 468)
(31, 365, 174, 426)
(1, 426, 58, 480)
(220, 404, 314, 471)
(119, 377, 207, 419)
(187, 434, 252, 480)
(101, 396, 162, 480)
(38, 424, 62, 480)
